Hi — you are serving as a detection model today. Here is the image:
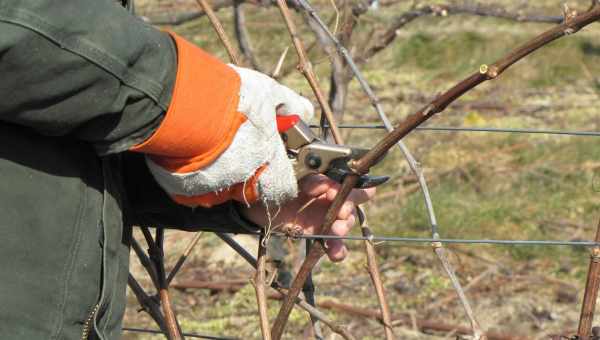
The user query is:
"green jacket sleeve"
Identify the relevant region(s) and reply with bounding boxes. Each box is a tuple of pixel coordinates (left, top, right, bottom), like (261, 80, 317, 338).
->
(0, 1, 260, 233)
(0, 0, 175, 155)
(121, 152, 261, 234)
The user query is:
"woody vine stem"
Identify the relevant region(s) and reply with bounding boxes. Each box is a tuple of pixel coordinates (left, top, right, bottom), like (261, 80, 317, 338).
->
(297, 0, 487, 337)
(131, 1, 600, 339)
(197, 0, 395, 338)
(271, 3, 600, 339)
(195, 1, 357, 339)
(272, 1, 401, 338)
(191, 1, 600, 338)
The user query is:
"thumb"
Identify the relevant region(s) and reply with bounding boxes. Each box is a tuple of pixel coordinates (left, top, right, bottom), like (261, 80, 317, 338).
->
(273, 83, 314, 122)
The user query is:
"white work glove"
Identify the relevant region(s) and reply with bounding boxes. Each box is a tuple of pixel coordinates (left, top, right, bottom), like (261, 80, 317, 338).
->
(146, 65, 314, 207)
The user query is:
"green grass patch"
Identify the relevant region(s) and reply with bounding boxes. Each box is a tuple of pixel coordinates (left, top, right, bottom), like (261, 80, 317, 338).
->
(390, 27, 600, 90)
(373, 135, 600, 261)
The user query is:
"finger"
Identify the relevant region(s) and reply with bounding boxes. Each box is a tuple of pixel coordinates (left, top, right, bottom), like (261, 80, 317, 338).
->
(330, 217, 354, 238)
(346, 187, 377, 206)
(347, 212, 357, 229)
(337, 201, 355, 220)
(325, 239, 348, 262)
(299, 174, 340, 198)
(324, 185, 340, 201)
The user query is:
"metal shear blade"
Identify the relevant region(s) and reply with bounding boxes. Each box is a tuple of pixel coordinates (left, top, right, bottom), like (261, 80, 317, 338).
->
(324, 156, 389, 189)
(278, 114, 389, 189)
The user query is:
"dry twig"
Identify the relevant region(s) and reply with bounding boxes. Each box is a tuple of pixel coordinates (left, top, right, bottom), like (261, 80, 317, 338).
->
(254, 236, 272, 340)
(432, 242, 484, 339)
(275, 2, 395, 339)
(577, 216, 600, 338)
(128, 274, 168, 332)
(234, 2, 264, 71)
(279, 0, 483, 338)
(271, 4, 600, 338)
(271, 46, 289, 78)
(195, 0, 242, 65)
(147, 0, 236, 25)
(189, 4, 279, 336)
(425, 266, 496, 312)
(166, 232, 203, 286)
(131, 232, 183, 339)
(301, 240, 324, 339)
(151, 228, 183, 340)
(357, 210, 394, 339)
(314, 300, 527, 340)
(359, 3, 563, 63)
(274, 0, 343, 143)
(171, 279, 248, 292)
(216, 233, 356, 340)
(131, 237, 160, 287)
(298, 2, 485, 337)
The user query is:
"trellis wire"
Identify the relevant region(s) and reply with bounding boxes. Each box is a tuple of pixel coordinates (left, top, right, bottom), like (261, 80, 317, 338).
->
(271, 233, 600, 247)
(294, 115, 600, 248)
(274, 1, 600, 337)
(122, 327, 238, 340)
(124, 121, 600, 338)
(129, 1, 600, 339)
(313, 124, 600, 137)
(298, 0, 441, 235)
(292, 123, 600, 245)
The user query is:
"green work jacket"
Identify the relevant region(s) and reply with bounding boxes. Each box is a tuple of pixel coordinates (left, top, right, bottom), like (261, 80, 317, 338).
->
(0, 1, 256, 339)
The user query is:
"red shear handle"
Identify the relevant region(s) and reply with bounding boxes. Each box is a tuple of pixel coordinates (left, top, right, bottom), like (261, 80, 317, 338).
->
(276, 114, 300, 133)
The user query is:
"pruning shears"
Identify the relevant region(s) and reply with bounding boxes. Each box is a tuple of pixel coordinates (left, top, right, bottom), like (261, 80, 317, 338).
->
(276, 114, 389, 189)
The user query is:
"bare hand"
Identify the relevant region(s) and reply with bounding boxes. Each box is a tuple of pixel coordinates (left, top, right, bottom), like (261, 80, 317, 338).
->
(239, 174, 376, 262)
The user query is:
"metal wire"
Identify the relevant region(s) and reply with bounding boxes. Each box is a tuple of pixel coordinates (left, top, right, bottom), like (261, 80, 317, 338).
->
(289, 123, 600, 247)
(130, 1, 600, 338)
(269, 233, 600, 247)
(122, 327, 239, 340)
(312, 124, 600, 137)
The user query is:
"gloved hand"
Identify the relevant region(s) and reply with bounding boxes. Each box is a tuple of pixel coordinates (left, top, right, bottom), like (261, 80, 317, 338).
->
(131, 33, 313, 208)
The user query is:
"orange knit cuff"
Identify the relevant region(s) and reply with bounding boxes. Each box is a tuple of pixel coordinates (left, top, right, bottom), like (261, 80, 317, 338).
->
(171, 165, 267, 208)
(131, 31, 245, 173)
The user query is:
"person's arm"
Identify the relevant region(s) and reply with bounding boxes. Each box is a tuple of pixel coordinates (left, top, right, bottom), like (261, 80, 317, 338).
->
(122, 151, 376, 262)
(0, 0, 177, 154)
(1, 0, 313, 208)
(0, 1, 372, 262)
(121, 152, 260, 234)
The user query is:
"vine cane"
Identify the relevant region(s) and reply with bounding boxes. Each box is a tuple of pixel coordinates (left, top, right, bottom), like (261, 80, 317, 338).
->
(271, 5, 600, 339)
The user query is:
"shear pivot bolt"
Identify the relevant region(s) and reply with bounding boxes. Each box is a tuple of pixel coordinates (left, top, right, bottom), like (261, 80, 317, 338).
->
(306, 153, 322, 169)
